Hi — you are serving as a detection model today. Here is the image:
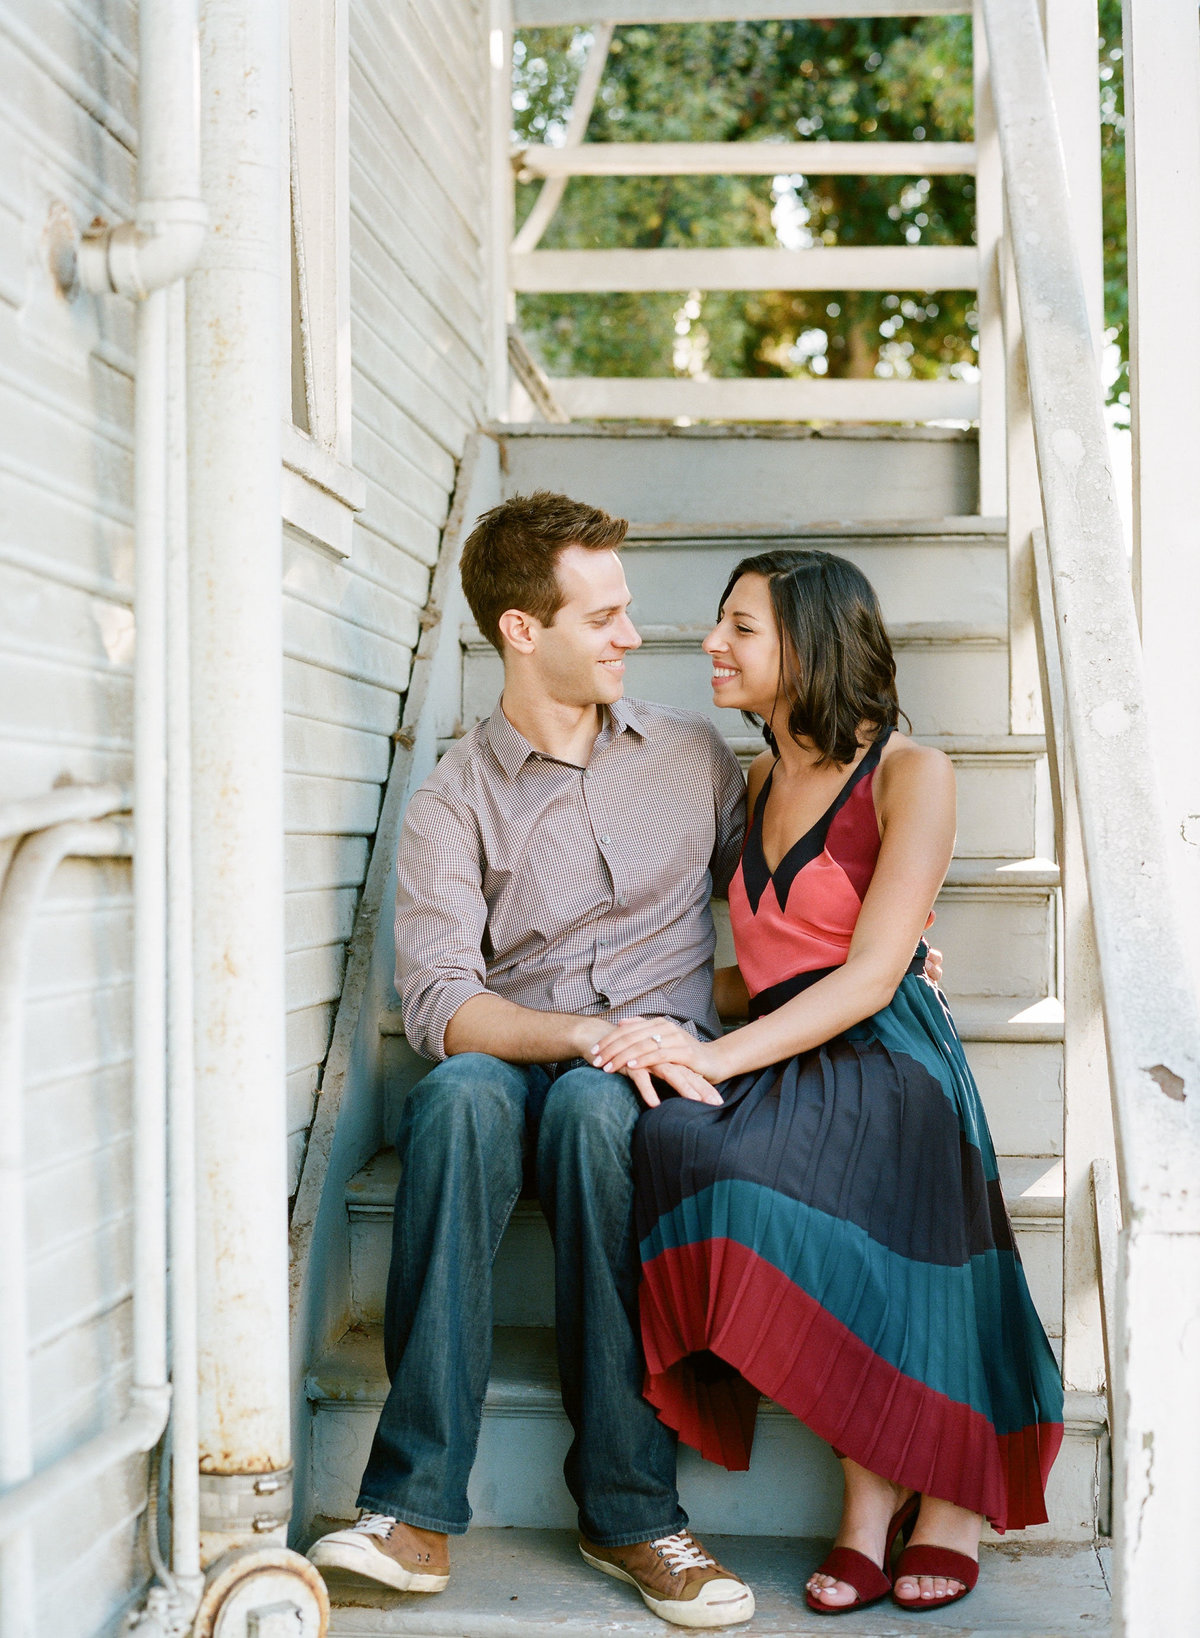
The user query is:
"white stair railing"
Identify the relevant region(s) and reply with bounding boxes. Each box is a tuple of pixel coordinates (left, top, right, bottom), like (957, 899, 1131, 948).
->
(984, 1, 1200, 1630)
(502, 0, 983, 426)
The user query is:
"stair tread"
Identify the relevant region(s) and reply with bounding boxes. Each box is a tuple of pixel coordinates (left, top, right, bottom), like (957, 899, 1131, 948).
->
(726, 732, 1047, 758)
(346, 1150, 1063, 1221)
(314, 1523, 1110, 1636)
(622, 515, 1006, 541)
(464, 618, 1008, 649)
(943, 856, 1059, 889)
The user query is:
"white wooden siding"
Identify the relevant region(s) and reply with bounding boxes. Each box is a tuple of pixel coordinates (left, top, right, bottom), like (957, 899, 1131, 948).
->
(1, 0, 489, 1628)
(277, 0, 489, 1189)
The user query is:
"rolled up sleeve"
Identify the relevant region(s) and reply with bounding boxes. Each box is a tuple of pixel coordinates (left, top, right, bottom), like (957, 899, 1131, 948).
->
(394, 789, 489, 1061)
(707, 723, 748, 897)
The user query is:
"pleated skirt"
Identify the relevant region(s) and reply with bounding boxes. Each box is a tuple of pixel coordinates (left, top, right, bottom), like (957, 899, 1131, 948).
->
(633, 975, 1064, 1532)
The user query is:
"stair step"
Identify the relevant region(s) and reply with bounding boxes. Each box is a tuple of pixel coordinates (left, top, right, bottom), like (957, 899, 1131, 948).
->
(346, 1154, 1064, 1339)
(307, 1323, 1104, 1544)
(497, 424, 980, 526)
(314, 1523, 1110, 1637)
(623, 516, 1007, 539)
(461, 629, 1012, 739)
(620, 535, 1007, 634)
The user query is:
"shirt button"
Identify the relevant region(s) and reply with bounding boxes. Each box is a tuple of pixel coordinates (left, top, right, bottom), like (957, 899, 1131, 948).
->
(600, 834, 611, 845)
(615, 896, 626, 907)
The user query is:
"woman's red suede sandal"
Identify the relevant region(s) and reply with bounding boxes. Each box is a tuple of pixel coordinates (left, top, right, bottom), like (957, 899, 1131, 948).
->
(891, 1544, 979, 1611)
(804, 1496, 918, 1616)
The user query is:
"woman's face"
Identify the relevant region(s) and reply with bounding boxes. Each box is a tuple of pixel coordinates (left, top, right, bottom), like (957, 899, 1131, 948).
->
(702, 573, 782, 718)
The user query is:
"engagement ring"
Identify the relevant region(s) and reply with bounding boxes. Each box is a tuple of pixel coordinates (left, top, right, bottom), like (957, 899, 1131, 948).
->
(651, 1032, 663, 1044)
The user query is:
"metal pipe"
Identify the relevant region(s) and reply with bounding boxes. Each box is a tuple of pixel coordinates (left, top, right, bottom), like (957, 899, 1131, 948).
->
(0, 783, 132, 844)
(0, 818, 133, 1637)
(188, 0, 291, 1561)
(77, 1, 207, 298)
(164, 278, 203, 1602)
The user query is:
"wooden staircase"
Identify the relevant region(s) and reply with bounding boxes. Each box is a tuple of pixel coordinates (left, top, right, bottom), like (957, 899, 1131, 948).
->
(296, 423, 1110, 1631)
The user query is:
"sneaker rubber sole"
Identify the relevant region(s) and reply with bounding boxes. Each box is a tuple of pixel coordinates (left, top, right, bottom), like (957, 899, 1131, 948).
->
(307, 1534, 449, 1593)
(578, 1543, 755, 1629)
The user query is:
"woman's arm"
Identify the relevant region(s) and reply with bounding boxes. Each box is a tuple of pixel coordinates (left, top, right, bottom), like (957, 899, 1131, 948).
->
(593, 742, 956, 1081)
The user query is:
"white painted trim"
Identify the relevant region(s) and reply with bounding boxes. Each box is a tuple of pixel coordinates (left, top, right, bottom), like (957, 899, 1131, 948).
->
(515, 1, 968, 21)
(281, 422, 367, 559)
(549, 375, 979, 422)
(489, 0, 515, 420)
(289, 0, 353, 462)
(515, 140, 977, 178)
(514, 245, 978, 293)
(973, 0, 1006, 515)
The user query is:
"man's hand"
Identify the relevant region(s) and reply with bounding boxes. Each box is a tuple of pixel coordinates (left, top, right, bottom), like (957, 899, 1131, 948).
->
(924, 945, 944, 987)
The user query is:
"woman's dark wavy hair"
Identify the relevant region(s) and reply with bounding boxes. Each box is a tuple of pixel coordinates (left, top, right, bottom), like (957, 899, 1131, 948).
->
(719, 549, 905, 766)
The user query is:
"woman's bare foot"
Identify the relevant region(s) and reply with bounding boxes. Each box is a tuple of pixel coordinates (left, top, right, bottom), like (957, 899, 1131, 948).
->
(892, 1496, 982, 1603)
(805, 1457, 913, 1610)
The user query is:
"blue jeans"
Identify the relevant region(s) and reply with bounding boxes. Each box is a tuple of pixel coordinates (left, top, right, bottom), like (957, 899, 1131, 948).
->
(356, 1053, 686, 1545)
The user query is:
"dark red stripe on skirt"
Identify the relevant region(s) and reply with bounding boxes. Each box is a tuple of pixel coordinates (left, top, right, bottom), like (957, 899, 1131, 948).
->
(641, 1239, 1062, 1532)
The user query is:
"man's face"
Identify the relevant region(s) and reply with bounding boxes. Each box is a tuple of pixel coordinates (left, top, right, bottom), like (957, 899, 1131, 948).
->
(528, 544, 642, 708)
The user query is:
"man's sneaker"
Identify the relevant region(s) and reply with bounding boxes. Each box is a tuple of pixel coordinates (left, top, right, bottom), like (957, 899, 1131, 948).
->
(579, 1530, 754, 1629)
(307, 1513, 450, 1593)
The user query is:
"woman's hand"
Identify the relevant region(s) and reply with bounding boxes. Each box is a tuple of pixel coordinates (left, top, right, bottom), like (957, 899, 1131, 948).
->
(590, 1016, 726, 1097)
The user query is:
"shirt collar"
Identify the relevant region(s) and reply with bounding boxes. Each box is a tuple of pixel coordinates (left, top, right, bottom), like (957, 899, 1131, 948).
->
(484, 695, 646, 778)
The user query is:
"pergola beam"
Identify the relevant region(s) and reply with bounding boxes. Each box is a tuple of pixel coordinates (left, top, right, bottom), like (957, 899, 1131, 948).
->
(513, 244, 978, 292)
(550, 375, 978, 421)
(515, 1, 968, 23)
(515, 141, 976, 178)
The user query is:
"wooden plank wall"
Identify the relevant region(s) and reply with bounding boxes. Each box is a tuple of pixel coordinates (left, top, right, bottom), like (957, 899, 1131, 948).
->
(0, 0, 488, 1629)
(284, 0, 488, 1187)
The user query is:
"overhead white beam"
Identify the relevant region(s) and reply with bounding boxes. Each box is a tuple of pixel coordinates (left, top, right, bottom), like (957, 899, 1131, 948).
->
(513, 244, 977, 291)
(550, 374, 978, 421)
(515, 1, 968, 22)
(515, 140, 977, 178)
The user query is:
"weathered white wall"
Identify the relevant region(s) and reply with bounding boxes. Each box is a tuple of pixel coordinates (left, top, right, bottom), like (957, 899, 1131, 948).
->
(0, 0, 488, 1629)
(283, 0, 488, 1189)
(0, 3, 146, 1632)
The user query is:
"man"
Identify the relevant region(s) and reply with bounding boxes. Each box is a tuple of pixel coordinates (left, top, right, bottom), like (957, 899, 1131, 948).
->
(308, 490, 756, 1627)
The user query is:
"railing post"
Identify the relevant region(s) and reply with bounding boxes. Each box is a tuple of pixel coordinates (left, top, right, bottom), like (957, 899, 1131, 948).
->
(1122, 0, 1200, 982)
(1059, 737, 1113, 1401)
(488, 0, 514, 420)
(1001, 231, 1042, 735)
(973, 0, 1005, 518)
(1116, 1224, 1200, 1629)
(1041, 0, 1104, 348)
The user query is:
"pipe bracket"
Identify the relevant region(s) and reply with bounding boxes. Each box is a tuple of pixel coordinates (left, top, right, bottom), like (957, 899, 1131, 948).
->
(198, 1467, 294, 1536)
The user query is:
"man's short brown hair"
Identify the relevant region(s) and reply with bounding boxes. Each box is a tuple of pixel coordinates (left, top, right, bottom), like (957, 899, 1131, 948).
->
(459, 490, 628, 652)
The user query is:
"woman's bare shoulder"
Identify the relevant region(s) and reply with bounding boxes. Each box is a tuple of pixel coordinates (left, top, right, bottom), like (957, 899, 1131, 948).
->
(877, 732, 955, 806)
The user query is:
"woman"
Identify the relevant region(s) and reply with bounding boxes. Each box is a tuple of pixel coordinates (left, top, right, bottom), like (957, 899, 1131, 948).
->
(591, 550, 1063, 1614)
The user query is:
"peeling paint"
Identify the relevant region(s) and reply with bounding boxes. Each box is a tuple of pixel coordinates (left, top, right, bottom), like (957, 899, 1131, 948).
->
(1145, 1063, 1186, 1102)
(1051, 426, 1085, 470)
(1089, 699, 1130, 739)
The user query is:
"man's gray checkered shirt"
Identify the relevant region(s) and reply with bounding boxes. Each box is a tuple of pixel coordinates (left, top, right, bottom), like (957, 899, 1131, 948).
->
(394, 696, 748, 1061)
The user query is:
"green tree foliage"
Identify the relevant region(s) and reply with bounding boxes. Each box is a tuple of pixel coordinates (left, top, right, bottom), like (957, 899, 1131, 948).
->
(512, 10, 1126, 407)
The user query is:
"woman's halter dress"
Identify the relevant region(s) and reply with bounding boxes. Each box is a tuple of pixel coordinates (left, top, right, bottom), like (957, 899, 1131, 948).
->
(633, 728, 1063, 1531)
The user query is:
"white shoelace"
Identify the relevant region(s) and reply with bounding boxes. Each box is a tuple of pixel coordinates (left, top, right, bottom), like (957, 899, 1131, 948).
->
(352, 1512, 396, 1537)
(651, 1532, 716, 1573)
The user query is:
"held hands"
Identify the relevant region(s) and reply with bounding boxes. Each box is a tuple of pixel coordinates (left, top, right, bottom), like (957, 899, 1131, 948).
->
(586, 1016, 725, 1109)
(924, 945, 944, 987)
